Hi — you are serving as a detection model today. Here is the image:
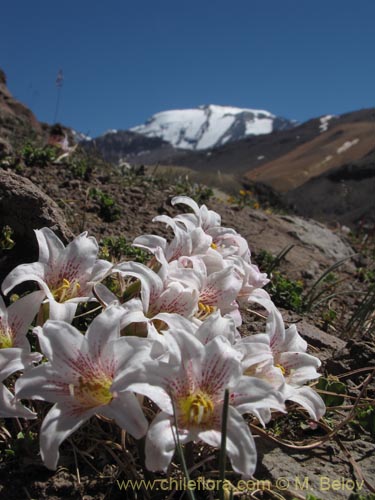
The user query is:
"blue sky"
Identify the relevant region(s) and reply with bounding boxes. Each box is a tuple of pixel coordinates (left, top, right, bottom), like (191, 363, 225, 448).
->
(1, 0, 374, 137)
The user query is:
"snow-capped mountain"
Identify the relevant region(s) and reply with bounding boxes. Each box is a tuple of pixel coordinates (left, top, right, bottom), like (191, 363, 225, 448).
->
(130, 104, 296, 150)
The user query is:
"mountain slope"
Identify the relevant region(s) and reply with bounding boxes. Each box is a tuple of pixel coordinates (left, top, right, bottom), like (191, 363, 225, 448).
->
(245, 118, 375, 191)
(130, 104, 296, 150)
(81, 129, 179, 164)
(0, 69, 42, 153)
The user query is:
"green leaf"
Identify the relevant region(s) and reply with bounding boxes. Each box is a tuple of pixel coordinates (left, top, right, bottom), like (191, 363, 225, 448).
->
(316, 377, 346, 406)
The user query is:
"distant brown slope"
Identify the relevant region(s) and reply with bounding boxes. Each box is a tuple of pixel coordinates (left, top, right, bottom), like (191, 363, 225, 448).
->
(244, 121, 375, 191)
(285, 151, 375, 228)
(0, 69, 42, 152)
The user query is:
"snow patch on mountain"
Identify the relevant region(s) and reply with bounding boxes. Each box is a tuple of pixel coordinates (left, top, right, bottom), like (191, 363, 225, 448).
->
(319, 115, 336, 133)
(337, 138, 359, 154)
(130, 104, 295, 150)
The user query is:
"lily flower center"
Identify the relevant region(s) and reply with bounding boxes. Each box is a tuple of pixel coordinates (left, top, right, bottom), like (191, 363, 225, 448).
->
(0, 323, 13, 349)
(196, 302, 217, 320)
(180, 391, 214, 426)
(275, 364, 287, 375)
(52, 278, 81, 303)
(69, 374, 113, 408)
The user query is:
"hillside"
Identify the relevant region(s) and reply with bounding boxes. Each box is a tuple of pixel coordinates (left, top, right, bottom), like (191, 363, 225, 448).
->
(1, 73, 375, 497)
(1, 143, 375, 498)
(0, 69, 43, 153)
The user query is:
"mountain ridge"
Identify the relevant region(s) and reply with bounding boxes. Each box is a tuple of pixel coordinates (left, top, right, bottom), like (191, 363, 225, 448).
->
(129, 104, 297, 150)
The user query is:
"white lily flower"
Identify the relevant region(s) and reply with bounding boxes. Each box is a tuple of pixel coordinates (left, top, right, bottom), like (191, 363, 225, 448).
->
(15, 306, 151, 469)
(0, 348, 40, 419)
(0, 292, 45, 351)
(134, 218, 213, 263)
(113, 261, 199, 326)
(171, 195, 221, 231)
(119, 330, 284, 478)
(227, 255, 270, 305)
(2, 228, 112, 323)
(170, 196, 252, 262)
(167, 256, 243, 326)
(0, 292, 43, 418)
(136, 311, 240, 362)
(239, 301, 326, 420)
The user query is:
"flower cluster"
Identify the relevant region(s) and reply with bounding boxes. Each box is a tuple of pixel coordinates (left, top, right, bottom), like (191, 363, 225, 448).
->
(0, 196, 325, 478)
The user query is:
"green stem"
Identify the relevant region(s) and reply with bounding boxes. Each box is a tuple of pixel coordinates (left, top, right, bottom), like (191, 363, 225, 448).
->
(219, 388, 230, 500)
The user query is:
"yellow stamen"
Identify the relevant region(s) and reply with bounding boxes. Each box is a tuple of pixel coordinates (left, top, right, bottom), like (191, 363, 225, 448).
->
(52, 279, 81, 302)
(0, 328, 13, 349)
(210, 242, 218, 250)
(70, 375, 113, 408)
(180, 391, 214, 426)
(197, 302, 216, 319)
(275, 363, 286, 375)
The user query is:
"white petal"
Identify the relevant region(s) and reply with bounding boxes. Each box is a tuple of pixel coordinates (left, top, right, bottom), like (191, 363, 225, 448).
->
(2, 262, 48, 296)
(201, 336, 242, 394)
(0, 384, 36, 419)
(225, 407, 257, 478)
(101, 392, 148, 439)
(231, 376, 285, 424)
(15, 363, 72, 403)
(0, 348, 33, 381)
(279, 352, 321, 385)
(133, 234, 167, 254)
(283, 324, 307, 352)
(86, 305, 122, 359)
(47, 299, 77, 323)
(89, 259, 113, 282)
(172, 196, 200, 218)
(154, 282, 198, 317)
(284, 385, 326, 420)
(114, 261, 163, 313)
(7, 291, 46, 345)
(35, 227, 65, 266)
(145, 411, 176, 472)
(35, 321, 87, 374)
(92, 283, 118, 307)
(40, 403, 93, 469)
(61, 232, 99, 280)
(195, 311, 238, 345)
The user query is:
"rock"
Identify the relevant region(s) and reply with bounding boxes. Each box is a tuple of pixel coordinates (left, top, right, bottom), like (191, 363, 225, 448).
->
(256, 438, 374, 500)
(281, 313, 347, 361)
(0, 170, 73, 284)
(0, 68, 43, 149)
(280, 215, 354, 261)
(0, 137, 12, 158)
(210, 201, 356, 280)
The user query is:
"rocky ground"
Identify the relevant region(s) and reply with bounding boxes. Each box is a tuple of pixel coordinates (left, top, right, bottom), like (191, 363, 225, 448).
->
(0, 145, 374, 500)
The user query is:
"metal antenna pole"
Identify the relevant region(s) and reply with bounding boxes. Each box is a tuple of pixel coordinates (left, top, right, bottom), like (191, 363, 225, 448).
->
(54, 69, 64, 123)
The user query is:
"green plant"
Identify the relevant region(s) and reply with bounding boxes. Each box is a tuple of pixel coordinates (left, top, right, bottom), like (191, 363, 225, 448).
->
(21, 142, 57, 166)
(316, 376, 347, 407)
(69, 157, 92, 180)
(266, 271, 304, 312)
(302, 257, 351, 312)
(0, 225, 15, 250)
(89, 188, 121, 222)
(100, 236, 149, 263)
(227, 189, 260, 209)
(257, 246, 294, 275)
(256, 248, 304, 312)
(321, 307, 337, 330)
(348, 494, 375, 500)
(354, 405, 375, 437)
(347, 281, 375, 337)
(173, 175, 214, 204)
